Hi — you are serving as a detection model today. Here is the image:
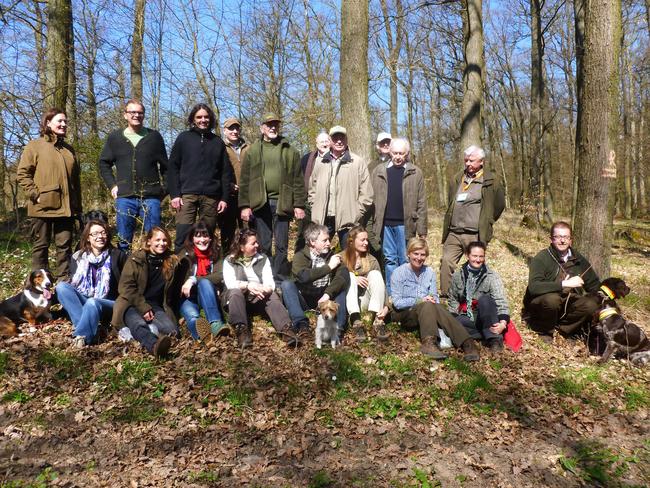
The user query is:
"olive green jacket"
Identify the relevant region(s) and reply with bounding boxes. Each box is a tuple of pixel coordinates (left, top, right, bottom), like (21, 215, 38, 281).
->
(238, 136, 304, 217)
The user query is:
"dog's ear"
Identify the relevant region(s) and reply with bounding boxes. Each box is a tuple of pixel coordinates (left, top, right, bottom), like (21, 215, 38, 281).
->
(24, 271, 36, 289)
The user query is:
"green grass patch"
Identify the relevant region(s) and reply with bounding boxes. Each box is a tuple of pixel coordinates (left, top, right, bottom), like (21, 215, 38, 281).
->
(559, 439, 639, 486)
(0, 351, 9, 375)
(552, 366, 609, 403)
(308, 470, 334, 488)
(2, 390, 31, 404)
(99, 359, 156, 391)
(354, 395, 403, 419)
(188, 470, 220, 484)
(223, 385, 252, 413)
(377, 353, 418, 375)
(445, 357, 493, 404)
(102, 395, 164, 423)
(391, 467, 442, 488)
(201, 375, 227, 390)
(321, 349, 366, 384)
(623, 384, 649, 411)
(1, 467, 59, 488)
(38, 349, 86, 381)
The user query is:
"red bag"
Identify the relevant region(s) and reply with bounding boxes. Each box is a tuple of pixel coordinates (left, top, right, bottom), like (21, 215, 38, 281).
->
(503, 320, 523, 352)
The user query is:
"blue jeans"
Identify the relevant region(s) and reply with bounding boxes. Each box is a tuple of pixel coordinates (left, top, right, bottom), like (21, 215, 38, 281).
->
(179, 279, 224, 340)
(115, 197, 162, 252)
(280, 280, 347, 331)
(382, 224, 407, 295)
(252, 199, 290, 279)
(55, 282, 115, 344)
(124, 305, 178, 354)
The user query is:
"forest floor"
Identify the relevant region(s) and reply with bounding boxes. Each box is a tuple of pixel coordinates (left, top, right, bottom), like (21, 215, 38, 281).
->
(0, 211, 649, 487)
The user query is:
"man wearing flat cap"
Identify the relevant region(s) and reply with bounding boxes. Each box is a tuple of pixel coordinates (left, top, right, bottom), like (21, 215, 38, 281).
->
(308, 125, 373, 246)
(238, 113, 305, 278)
(219, 117, 250, 252)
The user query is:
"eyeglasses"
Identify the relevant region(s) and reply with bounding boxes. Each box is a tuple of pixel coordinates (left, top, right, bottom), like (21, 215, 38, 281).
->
(90, 231, 107, 238)
(552, 235, 571, 241)
(125, 111, 144, 116)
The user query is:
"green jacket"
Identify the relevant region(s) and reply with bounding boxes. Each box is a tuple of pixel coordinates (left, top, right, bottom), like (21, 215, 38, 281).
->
(238, 136, 304, 217)
(111, 250, 186, 327)
(442, 168, 505, 243)
(291, 246, 349, 297)
(523, 246, 600, 305)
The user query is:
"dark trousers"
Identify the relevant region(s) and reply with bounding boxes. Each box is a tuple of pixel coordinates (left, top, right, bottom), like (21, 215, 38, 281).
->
(222, 288, 291, 332)
(294, 206, 311, 252)
(217, 193, 240, 254)
(30, 216, 75, 280)
(251, 199, 290, 279)
(525, 292, 599, 336)
(124, 305, 178, 354)
(174, 194, 219, 249)
(392, 301, 470, 347)
(280, 280, 348, 331)
(324, 216, 349, 250)
(455, 295, 502, 343)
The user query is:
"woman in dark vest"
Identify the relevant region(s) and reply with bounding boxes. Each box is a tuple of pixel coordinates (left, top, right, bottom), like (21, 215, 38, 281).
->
(222, 229, 295, 349)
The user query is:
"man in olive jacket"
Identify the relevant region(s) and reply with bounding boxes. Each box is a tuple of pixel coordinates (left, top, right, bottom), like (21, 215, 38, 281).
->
(523, 221, 600, 340)
(238, 113, 305, 278)
(371, 137, 427, 294)
(440, 145, 505, 295)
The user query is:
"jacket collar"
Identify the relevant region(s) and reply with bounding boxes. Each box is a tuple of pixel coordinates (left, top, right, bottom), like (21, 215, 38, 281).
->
(321, 149, 352, 164)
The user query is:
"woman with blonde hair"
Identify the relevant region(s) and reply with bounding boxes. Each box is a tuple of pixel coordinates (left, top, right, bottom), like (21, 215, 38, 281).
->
(341, 225, 389, 342)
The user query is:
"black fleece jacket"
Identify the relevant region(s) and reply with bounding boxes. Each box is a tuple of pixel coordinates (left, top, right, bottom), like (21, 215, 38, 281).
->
(167, 128, 234, 200)
(98, 128, 168, 198)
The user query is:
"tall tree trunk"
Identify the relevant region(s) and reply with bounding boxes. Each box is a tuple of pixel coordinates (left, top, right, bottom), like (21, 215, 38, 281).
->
(572, 0, 585, 225)
(65, 2, 78, 142)
(130, 0, 146, 100)
(44, 0, 73, 109)
(525, 0, 544, 227)
(459, 0, 484, 150)
(340, 0, 372, 163)
(0, 111, 6, 218)
(574, 0, 621, 278)
(379, 0, 403, 136)
(32, 1, 47, 102)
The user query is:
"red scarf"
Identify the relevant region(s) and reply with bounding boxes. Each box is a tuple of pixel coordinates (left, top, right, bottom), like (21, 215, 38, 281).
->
(194, 246, 212, 276)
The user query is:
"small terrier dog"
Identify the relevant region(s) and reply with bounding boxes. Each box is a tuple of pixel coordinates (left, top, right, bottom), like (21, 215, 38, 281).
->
(315, 300, 340, 349)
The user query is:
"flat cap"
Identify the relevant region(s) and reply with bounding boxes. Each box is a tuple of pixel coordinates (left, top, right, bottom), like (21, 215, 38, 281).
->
(376, 132, 392, 143)
(262, 112, 282, 123)
(223, 117, 241, 128)
(329, 125, 347, 136)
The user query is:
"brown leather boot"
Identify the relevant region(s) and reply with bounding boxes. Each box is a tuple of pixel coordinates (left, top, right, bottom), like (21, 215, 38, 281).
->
(420, 336, 448, 360)
(277, 324, 300, 348)
(234, 324, 253, 348)
(462, 338, 480, 362)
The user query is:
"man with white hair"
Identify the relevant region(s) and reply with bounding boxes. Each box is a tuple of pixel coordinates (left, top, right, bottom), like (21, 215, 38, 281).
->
(371, 137, 427, 294)
(440, 145, 505, 296)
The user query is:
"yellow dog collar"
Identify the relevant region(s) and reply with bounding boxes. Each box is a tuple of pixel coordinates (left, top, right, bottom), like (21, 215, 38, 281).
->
(598, 307, 618, 321)
(600, 285, 615, 300)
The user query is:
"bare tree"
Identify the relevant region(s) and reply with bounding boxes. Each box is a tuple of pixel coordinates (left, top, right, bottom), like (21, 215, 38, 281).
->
(341, 0, 372, 163)
(44, 0, 73, 108)
(130, 0, 146, 100)
(459, 0, 484, 150)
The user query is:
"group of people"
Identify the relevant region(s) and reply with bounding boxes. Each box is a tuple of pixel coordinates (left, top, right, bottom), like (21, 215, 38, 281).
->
(15, 102, 604, 360)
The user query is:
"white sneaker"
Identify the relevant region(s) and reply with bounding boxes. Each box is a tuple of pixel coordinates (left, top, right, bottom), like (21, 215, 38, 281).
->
(73, 336, 86, 349)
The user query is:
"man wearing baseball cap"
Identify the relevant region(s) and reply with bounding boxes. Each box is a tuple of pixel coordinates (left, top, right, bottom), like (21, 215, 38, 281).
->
(308, 125, 373, 246)
(372, 132, 392, 173)
(238, 113, 305, 278)
(219, 117, 250, 252)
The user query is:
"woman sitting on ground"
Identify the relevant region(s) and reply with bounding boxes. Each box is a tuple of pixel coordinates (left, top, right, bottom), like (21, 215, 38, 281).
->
(177, 221, 227, 341)
(340, 225, 390, 342)
(390, 237, 480, 361)
(56, 220, 126, 348)
(112, 227, 185, 358)
(447, 241, 509, 352)
(222, 229, 296, 349)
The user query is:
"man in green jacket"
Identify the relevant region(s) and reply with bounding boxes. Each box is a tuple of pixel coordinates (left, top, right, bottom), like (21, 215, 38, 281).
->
(523, 221, 601, 341)
(440, 145, 505, 296)
(238, 113, 305, 278)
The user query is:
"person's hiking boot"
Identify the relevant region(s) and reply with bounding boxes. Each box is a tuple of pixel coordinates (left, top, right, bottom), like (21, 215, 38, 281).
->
(72, 336, 86, 349)
(462, 338, 480, 362)
(420, 336, 448, 360)
(277, 324, 300, 348)
(210, 320, 230, 338)
(295, 324, 313, 345)
(352, 320, 367, 343)
(487, 338, 504, 352)
(234, 324, 253, 349)
(373, 318, 390, 342)
(195, 317, 212, 341)
(153, 335, 172, 358)
(537, 333, 553, 345)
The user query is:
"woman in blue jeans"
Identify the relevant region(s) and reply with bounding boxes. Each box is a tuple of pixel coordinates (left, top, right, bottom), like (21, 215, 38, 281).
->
(178, 221, 227, 341)
(56, 220, 127, 347)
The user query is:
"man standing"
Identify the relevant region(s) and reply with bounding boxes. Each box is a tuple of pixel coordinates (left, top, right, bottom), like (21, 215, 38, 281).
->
(238, 113, 305, 278)
(280, 223, 349, 341)
(370, 132, 392, 174)
(219, 117, 249, 252)
(295, 132, 330, 251)
(523, 221, 601, 341)
(440, 145, 505, 295)
(308, 126, 373, 246)
(99, 99, 168, 252)
(371, 138, 427, 294)
(168, 104, 233, 249)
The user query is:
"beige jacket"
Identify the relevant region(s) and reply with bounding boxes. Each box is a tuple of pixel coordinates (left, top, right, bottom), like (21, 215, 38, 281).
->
(17, 135, 81, 218)
(308, 150, 373, 231)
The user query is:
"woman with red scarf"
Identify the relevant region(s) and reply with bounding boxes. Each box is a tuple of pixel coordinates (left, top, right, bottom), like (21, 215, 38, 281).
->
(178, 221, 227, 340)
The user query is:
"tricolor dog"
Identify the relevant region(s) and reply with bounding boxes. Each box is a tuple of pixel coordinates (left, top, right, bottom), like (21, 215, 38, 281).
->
(0, 269, 55, 336)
